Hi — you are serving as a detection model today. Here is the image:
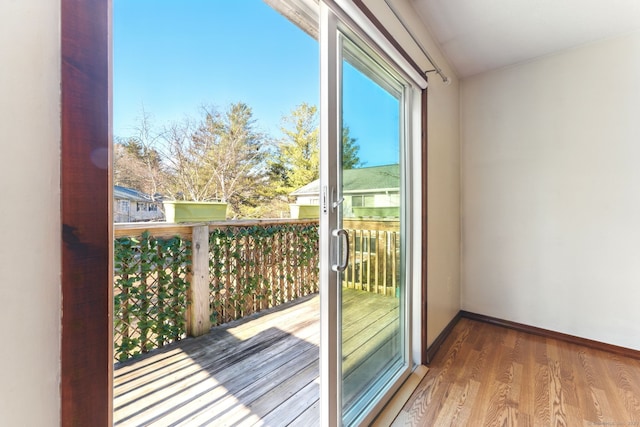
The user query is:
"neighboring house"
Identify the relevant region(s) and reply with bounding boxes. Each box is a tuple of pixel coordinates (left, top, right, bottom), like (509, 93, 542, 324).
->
(113, 185, 164, 223)
(291, 164, 400, 218)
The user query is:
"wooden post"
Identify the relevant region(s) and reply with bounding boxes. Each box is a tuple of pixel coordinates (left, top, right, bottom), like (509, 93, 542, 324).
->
(366, 230, 372, 292)
(349, 229, 356, 289)
(381, 231, 388, 295)
(391, 231, 397, 297)
(188, 225, 211, 336)
(358, 229, 364, 290)
(374, 230, 380, 293)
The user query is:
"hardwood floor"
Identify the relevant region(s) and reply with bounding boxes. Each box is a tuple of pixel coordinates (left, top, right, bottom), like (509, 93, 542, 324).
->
(393, 318, 640, 426)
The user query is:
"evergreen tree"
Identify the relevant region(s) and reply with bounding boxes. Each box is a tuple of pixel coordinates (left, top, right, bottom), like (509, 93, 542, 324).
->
(341, 125, 362, 170)
(271, 103, 364, 196)
(276, 103, 320, 191)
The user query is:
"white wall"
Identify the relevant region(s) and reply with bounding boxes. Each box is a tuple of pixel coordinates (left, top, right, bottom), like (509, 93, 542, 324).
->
(363, 0, 462, 349)
(0, 1, 61, 424)
(461, 31, 640, 350)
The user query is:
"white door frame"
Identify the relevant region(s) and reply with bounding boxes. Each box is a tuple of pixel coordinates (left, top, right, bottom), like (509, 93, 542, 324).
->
(319, 2, 425, 425)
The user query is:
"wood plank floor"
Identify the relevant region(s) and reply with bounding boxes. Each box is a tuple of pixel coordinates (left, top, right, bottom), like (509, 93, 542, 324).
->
(113, 288, 399, 426)
(393, 318, 640, 426)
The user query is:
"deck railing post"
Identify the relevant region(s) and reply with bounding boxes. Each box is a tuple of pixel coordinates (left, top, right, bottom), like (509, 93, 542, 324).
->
(188, 224, 211, 336)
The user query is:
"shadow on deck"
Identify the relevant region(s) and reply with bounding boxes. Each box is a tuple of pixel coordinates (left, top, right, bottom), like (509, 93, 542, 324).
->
(114, 288, 398, 426)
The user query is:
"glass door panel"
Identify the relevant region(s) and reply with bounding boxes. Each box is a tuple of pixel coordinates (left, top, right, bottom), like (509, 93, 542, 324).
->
(319, 5, 413, 424)
(339, 34, 408, 426)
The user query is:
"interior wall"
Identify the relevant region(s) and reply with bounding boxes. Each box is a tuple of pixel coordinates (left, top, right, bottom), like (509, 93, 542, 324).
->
(0, 0, 61, 424)
(461, 31, 640, 350)
(362, 0, 461, 349)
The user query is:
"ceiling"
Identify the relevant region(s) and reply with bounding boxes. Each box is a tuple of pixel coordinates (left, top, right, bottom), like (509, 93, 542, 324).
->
(411, 0, 640, 78)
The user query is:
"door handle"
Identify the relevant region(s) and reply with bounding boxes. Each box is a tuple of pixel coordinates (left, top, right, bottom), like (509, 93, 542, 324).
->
(331, 229, 350, 272)
(332, 196, 345, 209)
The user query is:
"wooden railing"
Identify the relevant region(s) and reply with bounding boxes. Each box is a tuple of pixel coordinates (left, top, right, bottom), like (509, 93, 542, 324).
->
(113, 218, 400, 362)
(343, 218, 400, 297)
(113, 219, 318, 362)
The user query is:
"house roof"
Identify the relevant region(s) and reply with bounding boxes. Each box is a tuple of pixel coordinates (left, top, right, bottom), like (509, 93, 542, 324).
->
(290, 164, 399, 196)
(113, 185, 156, 203)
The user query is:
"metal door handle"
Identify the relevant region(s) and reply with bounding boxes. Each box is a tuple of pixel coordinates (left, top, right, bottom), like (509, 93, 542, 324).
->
(331, 229, 349, 272)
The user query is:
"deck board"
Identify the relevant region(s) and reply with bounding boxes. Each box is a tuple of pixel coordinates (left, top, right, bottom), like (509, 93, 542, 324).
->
(114, 289, 399, 426)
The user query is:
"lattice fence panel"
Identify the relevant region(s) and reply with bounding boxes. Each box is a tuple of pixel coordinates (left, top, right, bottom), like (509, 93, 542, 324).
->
(209, 222, 319, 327)
(113, 231, 191, 362)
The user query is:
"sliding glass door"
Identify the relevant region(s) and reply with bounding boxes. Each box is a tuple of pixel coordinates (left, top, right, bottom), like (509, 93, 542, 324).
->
(320, 3, 415, 425)
(340, 33, 408, 426)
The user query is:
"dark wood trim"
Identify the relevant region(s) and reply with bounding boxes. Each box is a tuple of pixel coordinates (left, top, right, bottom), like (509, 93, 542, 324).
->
(352, 0, 425, 78)
(425, 311, 461, 364)
(461, 311, 640, 361)
(61, 0, 112, 425)
(420, 88, 429, 365)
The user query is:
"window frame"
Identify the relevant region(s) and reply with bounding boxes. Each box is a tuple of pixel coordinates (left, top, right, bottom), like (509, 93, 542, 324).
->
(60, 1, 428, 425)
(61, 0, 112, 425)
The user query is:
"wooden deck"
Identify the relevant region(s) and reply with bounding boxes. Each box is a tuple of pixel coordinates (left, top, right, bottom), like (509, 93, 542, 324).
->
(114, 288, 399, 426)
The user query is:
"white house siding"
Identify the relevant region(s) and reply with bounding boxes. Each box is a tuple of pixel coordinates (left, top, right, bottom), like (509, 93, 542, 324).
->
(113, 186, 164, 223)
(114, 199, 163, 223)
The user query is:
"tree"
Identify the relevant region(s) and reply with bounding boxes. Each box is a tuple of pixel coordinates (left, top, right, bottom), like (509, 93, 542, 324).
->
(161, 103, 268, 218)
(129, 109, 165, 197)
(114, 101, 362, 219)
(270, 103, 363, 197)
(275, 103, 320, 192)
(113, 140, 147, 191)
(160, 117, 209, 201)
(113, 109, 166, 200)
(341, 125, 362, 170)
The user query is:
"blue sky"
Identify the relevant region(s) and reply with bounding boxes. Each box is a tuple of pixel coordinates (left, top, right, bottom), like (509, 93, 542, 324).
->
(113, 0, 399, 167)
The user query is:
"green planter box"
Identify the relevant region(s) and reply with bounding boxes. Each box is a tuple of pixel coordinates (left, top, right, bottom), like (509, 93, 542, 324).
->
(352, 206, 399, 218)
(163, 201, 227, 223)
(290, 204, 320, 219)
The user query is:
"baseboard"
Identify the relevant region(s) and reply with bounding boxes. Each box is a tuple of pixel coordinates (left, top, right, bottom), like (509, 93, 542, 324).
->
(424, 311, 462, 364)
(424, 310, 640, 363)
(460, 310, 640, 361)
